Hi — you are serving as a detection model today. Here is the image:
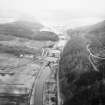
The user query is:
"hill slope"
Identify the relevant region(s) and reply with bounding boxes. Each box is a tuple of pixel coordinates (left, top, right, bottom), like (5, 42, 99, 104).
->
(0, 20, 59, 41)
(59, 20, 105, 105)
(67, 20, 105, 57)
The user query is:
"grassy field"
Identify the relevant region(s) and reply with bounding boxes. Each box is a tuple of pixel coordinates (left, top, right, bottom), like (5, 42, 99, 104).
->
(0, 35, 55, 56)
(0, 53, 32, 70)
(0, 37, 52, 69)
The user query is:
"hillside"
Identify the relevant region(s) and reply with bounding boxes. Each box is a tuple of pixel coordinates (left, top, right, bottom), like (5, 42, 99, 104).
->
(67, 20, 105, 57)
(0, 20, 59, 58)
(59, 20, 105, 105)
(0, 20, 59, 41)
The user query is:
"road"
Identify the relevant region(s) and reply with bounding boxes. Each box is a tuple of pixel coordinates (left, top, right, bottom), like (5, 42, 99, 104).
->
(57, 39, 67, 105)
(30, 38, 67, 105)
(30, 61, 51, 105)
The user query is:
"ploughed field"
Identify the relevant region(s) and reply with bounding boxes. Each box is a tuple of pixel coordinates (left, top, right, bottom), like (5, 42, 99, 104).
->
(59, 35, 105, 105)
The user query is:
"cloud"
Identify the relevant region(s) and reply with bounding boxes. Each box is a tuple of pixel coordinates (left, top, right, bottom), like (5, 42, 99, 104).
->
(0, 0, 104, 27)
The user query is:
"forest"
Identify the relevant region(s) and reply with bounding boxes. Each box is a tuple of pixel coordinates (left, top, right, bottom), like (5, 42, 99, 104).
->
(59, 34, 105, 105)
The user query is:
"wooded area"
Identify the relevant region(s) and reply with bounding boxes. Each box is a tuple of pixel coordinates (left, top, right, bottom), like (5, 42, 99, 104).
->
(59, 35, 105, 105)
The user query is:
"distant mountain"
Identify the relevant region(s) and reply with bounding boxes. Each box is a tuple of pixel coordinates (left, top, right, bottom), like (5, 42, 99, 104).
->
(0, 20, 59, 41)
(84, 20, 105, 39)
(0, 20, 42, 38)
(13, 20, 44, 31)
(79, 20, 105, 32)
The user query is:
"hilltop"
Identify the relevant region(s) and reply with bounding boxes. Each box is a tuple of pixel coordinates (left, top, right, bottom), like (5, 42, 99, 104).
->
(0, 20, 59, 41)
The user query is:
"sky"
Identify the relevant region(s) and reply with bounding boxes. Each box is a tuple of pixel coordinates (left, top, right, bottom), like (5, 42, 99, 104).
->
(0, 0, 105, 28)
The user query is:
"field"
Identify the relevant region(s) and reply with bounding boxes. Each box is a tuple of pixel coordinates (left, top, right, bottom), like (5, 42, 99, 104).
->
(0, 53, 32, 70)
(0, 31, 55, 75)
